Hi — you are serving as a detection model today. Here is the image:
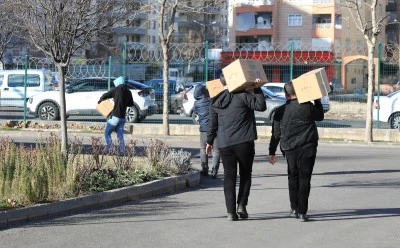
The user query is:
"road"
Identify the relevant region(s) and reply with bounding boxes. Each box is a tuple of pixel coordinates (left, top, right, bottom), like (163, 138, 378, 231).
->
(0, 134, 399, 248)
(0, 107, 391, 129)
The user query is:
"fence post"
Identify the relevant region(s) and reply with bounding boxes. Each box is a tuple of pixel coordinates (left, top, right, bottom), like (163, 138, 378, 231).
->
(377, 43, 382, 129)
(108, 56, 112, 90)
(122, 41, 127, 79)
(290, 41, 294, 81)
(205, 41, 209, 82)
(23, 54, 28, 127)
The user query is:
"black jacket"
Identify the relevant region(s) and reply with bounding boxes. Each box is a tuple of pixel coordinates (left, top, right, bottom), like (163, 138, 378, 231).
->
(269, 99, 324, 156)
(99, 84, 134, 118)
(193, 84, 211, 132)
(207, 87, 267, 148)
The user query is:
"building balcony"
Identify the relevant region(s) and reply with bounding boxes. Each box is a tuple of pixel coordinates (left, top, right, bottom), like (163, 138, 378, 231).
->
(313, 23, 332, 29)
(236, 28, 273, 37)
(236, 5, 274, 14)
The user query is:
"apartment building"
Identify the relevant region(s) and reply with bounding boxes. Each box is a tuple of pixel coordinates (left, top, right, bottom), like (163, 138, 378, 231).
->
(226, 0, 389, 91)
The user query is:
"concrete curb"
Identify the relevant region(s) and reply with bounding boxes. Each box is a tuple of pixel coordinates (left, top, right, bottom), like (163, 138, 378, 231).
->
(0, 171, 200, 229)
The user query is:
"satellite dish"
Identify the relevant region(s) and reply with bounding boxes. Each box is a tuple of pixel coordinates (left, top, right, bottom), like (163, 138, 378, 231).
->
(257, 16, 264, 24)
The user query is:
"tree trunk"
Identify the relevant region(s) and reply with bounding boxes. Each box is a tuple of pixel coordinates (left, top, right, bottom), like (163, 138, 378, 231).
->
(56, 64, 68, 152)
(365, 43, 375, 143)
(161, 41, 170, 135)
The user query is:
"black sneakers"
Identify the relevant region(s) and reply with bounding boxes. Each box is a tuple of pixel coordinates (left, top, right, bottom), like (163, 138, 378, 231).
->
(237, 205, 248, 219)
(227, 213, 239, 221)
(289, 209, 299, 218)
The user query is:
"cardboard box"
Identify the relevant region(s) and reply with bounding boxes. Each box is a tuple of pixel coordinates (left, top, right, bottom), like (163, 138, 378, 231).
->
(206, 79, 225, 98)
(96, 99, 114, 118)
(292, 67, 331, 103)
(222, 59, 268, 93)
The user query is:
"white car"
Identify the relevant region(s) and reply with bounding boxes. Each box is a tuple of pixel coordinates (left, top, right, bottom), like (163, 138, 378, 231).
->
(180, 82, 204, 123)
(373, 90, 400, 129)
(27, 77, 157, 123)
(263, 82, 331, 113)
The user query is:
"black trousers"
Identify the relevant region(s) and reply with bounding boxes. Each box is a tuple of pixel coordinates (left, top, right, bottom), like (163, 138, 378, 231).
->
(285, 146, 317, 215)
(219, 141, 255, 213)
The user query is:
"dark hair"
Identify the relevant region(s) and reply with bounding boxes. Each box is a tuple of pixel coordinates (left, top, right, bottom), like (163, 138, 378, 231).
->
(284, 81, 296, 96)
(220, 73, 226, 85)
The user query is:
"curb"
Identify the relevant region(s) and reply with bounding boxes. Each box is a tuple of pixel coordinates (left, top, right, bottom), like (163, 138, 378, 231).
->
(0, 171, 200, 229)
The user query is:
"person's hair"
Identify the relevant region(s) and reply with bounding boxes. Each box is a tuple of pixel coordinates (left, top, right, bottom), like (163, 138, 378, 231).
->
(284, 81, 296, 96)
(220, 73, 226, 85)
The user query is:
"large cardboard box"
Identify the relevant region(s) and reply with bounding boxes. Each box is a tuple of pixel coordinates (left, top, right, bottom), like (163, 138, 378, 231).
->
(206, 79, 225, 98)
(222, 59, 268, 92)
(96, 99, 114, 118)
(292, 67, 331, 103)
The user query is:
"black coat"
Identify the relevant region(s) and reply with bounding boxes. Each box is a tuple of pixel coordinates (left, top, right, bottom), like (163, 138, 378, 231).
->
(193, 84, 211, 132)
(269, 99, 324, 156)
(207, 88, 266, 148)
(99, 84, 134, 118)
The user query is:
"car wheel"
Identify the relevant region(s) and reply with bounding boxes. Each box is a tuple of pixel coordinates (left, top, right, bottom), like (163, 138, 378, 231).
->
(192, 112, 199, 124)
(126, 106, 140, 123)
(172, 101, 179, 114)
(390, 112, 400, 129)
(38, 102, 60, 121)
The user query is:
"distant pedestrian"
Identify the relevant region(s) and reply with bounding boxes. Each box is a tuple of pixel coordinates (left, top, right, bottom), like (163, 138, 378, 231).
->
(206, 74, 267, 221)
(268, 81, 324, 222)
(193, 83, 220, 178)
(98, 76, 134, 154)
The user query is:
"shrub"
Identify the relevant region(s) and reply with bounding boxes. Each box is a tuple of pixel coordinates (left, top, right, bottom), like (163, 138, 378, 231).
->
(0, 134, 192, 208)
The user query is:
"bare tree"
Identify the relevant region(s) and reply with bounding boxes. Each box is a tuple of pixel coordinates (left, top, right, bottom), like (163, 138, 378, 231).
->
(344, 0, 389, 142)
(0, 2, 21, 68)
(146, 0, 221, 135)
(9, 0, 134, 151)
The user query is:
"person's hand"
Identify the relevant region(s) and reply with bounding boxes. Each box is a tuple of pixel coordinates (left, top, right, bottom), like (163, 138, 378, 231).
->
(268, 155, 277, 165)
(206, 143, 213, 155)
(255, 78, 262, 83)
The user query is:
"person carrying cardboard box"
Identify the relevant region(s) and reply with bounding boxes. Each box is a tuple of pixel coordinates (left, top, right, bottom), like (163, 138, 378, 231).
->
(268, 81, 324, 222)
(206, 73, 266, 221)
(98, 76, 134, 154)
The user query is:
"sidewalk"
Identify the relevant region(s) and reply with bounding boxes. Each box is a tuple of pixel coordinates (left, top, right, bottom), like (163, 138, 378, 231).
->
(0, 139, 399, 247)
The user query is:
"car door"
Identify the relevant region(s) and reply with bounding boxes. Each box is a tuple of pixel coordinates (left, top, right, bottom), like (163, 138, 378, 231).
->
(65, 79, 108, 115)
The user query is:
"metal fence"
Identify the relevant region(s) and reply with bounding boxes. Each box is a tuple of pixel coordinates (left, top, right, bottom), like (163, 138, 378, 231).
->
(1, 42, 400, 129)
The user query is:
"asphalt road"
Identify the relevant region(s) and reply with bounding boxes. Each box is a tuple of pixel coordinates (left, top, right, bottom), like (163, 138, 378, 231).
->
(0, 133, 399, 248)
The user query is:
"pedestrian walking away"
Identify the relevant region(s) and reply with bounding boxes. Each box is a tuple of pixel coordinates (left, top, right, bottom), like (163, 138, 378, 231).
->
(268, 81, 324, 222)
(206, 74, 267, 221)
(193, 83, 221, 178)
(98, 76, 134, 154)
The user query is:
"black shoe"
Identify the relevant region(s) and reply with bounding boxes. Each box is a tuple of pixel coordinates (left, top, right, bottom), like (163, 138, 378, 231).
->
(299, 214, 309, 222)
(237, 205, 248, 219)
(227, 213, 238, 221)
(289, 209, 299, 218)
(211, 174, 217, 179)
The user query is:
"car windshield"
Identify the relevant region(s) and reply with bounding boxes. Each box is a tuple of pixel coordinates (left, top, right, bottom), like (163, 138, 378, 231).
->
(146, 79, 177, 90)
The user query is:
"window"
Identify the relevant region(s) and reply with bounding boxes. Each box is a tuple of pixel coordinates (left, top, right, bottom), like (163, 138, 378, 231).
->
(8, 74, 40, 87)
(288, 15, 302, 26)
(0, 75, 3, 87)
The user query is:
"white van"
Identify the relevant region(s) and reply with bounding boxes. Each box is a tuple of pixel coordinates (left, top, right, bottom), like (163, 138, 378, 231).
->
(0, 69, 55, 108)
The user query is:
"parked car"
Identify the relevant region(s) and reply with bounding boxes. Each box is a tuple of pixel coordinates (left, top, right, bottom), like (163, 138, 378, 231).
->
(254, 87, 287, 123)
(27, 77, 157, 123)
(263, 82, 331, 113)
(180, 82, 205, 123)
(0, 69, 55, 108)
(181, 84, 287, 124)
(145, 79, 185, 114)
(373, 90, 400, 129)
